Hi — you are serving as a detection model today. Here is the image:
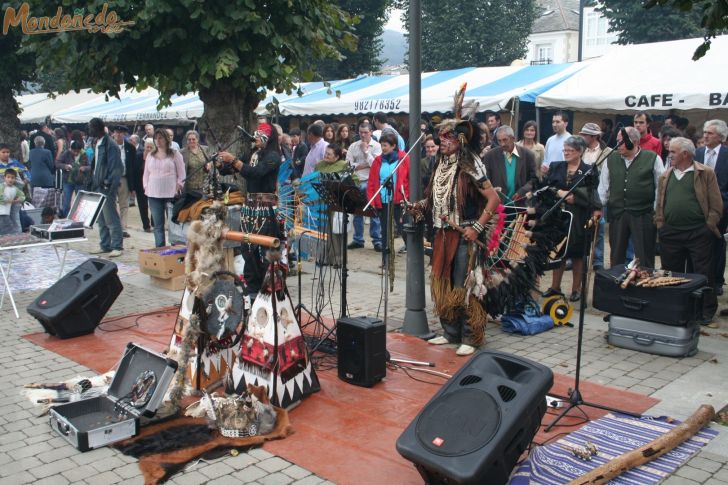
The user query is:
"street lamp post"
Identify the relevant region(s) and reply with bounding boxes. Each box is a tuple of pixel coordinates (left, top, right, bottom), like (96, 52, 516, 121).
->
(402, 0, 433, 339)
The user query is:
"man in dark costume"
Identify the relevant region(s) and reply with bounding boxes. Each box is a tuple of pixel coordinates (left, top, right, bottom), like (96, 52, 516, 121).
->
(408, 86, 501, 356)
(218, 123, 285, 296)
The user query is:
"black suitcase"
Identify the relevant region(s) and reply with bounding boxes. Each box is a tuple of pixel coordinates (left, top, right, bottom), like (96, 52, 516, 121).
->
(396, 351, 553, 485)
(27, 258, 123, 338)
(592, 266, 706, 326)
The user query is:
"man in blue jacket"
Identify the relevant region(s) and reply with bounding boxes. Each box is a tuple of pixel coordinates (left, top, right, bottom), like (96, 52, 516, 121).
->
(88, 118, 124, 257)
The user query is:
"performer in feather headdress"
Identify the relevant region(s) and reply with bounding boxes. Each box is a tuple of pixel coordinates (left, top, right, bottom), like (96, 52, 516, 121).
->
(407, 84, 501, 356)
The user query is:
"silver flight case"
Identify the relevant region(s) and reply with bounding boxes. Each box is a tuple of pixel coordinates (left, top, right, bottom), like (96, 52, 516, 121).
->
(49, 343, 177, 452)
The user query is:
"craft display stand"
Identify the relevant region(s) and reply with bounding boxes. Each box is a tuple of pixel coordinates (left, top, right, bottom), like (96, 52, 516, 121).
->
(0, 235, 88, 318)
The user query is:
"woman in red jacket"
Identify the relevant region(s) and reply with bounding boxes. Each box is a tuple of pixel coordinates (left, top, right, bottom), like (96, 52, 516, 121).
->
(367, 131, 410, 264)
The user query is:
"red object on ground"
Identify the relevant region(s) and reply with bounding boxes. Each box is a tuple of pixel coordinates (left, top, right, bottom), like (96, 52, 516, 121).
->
(24, 310, 659, 485)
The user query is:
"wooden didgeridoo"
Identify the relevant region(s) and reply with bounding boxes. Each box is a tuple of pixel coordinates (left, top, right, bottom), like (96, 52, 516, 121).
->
(568, 404, 716, 485)
(221, 229, 280, 248)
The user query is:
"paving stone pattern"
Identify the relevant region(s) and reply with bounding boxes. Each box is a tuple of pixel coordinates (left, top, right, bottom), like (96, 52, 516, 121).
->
(0, 213, 726, 484)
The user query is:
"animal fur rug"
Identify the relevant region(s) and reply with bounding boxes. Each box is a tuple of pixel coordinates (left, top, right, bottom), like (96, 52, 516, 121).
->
(114, 394, 292, 484)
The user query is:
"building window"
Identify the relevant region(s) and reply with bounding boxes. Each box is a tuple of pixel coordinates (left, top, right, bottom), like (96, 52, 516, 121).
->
(584, 10, 616, 47)
(535, 43, 553, 64)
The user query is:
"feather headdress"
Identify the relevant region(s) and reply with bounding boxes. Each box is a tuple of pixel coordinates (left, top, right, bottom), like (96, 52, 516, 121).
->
(437, 82, 481, 152)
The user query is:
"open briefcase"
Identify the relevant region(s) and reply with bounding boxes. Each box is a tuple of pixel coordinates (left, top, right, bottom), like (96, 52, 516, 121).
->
(49, 343, 177, 452)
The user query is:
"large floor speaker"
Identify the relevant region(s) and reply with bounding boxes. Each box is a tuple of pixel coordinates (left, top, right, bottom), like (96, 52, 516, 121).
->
(336, 316, 386, 387)
(27, 258, 123, 339)
(396, 350, 553, 484)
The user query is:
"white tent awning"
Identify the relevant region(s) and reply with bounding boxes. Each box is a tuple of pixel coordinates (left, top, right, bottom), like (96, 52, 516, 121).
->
(536, 35, 728, 112)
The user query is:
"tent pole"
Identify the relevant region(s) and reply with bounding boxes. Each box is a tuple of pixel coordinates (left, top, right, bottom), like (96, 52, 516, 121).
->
(536, 106, 541, 144)
(513, 97, 520, 139)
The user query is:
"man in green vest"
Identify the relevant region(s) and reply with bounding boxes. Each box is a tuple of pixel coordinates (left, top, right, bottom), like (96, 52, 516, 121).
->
(598, 126, 664, 268)
(655, 137, 722, 324)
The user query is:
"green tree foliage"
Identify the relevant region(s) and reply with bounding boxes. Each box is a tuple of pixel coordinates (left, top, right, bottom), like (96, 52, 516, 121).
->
(20, 0, 355, 146)
(315, 0, 389, 79)
(395, 0, 538, 71)
(597, 0, 709, 46)
(644, 0, 728, 58)
(0, 2, 36, 155)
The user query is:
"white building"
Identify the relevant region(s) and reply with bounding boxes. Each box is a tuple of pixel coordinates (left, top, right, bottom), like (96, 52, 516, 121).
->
(524, 0, 619, 64)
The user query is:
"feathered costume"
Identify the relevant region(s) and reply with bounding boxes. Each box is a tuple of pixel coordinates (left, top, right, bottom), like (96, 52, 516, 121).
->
(411, 84, 571, 346)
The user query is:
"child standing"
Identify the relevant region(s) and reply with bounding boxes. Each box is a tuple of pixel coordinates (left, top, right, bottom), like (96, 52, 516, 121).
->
(0, 169, 25, 235)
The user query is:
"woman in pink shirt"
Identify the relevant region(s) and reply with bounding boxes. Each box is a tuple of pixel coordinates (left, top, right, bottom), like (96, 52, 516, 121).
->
(143, 129, 185, 247)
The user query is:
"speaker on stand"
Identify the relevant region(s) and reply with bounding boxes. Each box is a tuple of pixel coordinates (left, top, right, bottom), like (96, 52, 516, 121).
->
(396, 350, 553, 485)
(27, 258, 123, 339)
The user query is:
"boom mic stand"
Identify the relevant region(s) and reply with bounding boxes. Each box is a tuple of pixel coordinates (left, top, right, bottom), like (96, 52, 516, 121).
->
(543, 149, 640, 432)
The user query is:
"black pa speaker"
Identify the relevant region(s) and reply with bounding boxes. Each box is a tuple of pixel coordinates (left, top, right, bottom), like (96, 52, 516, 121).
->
(396, 350, 553, 485)
(27, 258, 123, 339)
(336, 316, 386, 387)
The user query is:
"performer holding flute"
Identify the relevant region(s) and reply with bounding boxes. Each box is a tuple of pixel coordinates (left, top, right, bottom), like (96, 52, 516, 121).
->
(407, 85, 500, 356)
(215, 122, 286, 296)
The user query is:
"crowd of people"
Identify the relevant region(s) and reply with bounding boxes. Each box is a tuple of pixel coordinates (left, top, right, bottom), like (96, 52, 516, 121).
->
(2, 109, 727, 331)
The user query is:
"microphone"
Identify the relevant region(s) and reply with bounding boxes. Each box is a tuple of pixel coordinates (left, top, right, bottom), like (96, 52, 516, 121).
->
(236, 125, 255, 140)
(619, 127, 634, 151)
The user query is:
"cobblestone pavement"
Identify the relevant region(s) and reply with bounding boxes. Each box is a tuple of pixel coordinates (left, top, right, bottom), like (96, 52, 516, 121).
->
(1, 212, 727, 484)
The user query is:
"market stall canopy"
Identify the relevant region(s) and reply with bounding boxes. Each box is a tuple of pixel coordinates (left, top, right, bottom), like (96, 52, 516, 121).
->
(275, 63, 585, 116)
(536, 35, 728, 112)
(18, 83, 323, 124)
(17, 89, 101, 124)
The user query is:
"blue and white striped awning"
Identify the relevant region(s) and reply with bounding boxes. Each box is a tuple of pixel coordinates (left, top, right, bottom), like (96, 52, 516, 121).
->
(277, 63, 585, 116)
(17, 64, 584, 123)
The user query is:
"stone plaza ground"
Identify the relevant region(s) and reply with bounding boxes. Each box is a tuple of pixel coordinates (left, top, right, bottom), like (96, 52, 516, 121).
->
(1, 210, 728, 484)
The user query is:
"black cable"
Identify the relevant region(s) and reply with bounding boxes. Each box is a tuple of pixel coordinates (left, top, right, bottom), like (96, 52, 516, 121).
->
(97, 307, 179, 332)
(387, 362, 448, 386)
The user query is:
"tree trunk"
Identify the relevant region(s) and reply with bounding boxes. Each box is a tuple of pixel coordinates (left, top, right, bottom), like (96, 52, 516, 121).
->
(0, 88, 21, 159)
(198, 81, 260, 194)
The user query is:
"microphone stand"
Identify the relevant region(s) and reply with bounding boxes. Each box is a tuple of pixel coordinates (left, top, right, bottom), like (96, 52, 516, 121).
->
(543, 147, 640, 432)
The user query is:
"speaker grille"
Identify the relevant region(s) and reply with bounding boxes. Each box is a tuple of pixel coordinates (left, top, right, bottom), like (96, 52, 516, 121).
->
(459, 375, 482, 386)
(498, 385, 517, 402)
(415, 388, 501, 456)
(39, 274, 81, 307)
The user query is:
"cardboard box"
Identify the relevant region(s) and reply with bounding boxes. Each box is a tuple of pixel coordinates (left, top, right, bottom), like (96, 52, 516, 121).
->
(150, 274, 186, 291)
(139, 246, 186, 279)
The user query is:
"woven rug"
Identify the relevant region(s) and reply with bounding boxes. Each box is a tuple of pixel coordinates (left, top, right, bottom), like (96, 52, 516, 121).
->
(509, 413, 719, 484)
(1, 246, 136, 292)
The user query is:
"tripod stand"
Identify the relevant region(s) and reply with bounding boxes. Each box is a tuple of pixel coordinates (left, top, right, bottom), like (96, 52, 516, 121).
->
(542, 156, 641, 433)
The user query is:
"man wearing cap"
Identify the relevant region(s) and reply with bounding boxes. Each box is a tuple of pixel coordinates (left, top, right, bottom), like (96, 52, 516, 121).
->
(111, 126, 136, 238)
(579, 123, 612, 270)
(483, 125, 537, 200)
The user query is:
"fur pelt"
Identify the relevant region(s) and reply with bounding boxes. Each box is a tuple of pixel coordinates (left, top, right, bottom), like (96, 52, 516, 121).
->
(114, 391, 292, 485)
(185, 202, 228, 296)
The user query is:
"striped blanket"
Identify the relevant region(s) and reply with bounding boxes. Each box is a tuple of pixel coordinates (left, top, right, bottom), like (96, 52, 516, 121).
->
(509, 413, 718, 484)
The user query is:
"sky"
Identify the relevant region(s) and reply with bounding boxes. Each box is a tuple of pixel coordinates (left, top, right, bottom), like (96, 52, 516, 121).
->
(385, 8, 405, 32)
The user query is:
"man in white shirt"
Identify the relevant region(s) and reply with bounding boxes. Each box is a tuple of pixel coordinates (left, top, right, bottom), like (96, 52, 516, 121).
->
(165, 128, 180, 151)
(543, 111, 572, 171)
(696, 119, 728, 297)
(579, 122, 612, 269)
(598, 127, 665, 268)
(346, 121, 382, 251)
